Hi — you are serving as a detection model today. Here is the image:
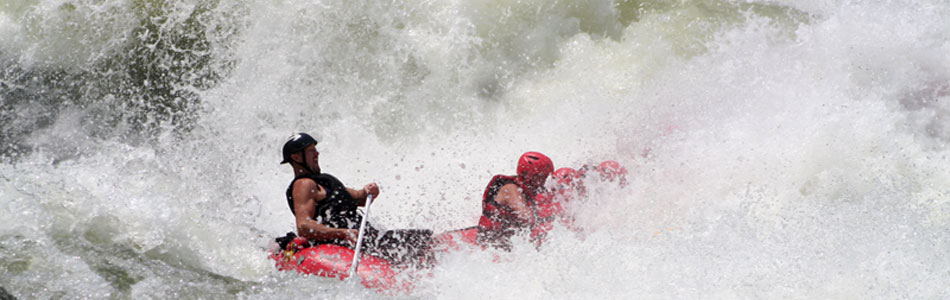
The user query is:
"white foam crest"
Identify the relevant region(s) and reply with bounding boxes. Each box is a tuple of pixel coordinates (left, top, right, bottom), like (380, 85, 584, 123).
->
(393, 1, 950, 298)
(4, 0, 950, 298)
(0, 0, 137, 68)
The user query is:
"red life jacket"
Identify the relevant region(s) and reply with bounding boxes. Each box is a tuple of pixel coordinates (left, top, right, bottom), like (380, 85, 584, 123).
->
(534, 190, 566, 223)
(535, 178, 585, 219)
(530, 191, 557, 245)
(530, 187, 582, 244)
(476, 175, 539, 249)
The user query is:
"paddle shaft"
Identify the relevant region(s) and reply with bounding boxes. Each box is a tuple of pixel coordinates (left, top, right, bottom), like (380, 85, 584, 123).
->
(347, 193, 373, 278)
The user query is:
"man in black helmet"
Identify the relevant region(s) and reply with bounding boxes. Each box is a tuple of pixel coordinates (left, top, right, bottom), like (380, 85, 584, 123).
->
(280, 133, 434, 266)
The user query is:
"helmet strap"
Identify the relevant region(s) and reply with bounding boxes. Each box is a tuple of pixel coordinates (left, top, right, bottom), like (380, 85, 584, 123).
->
(293, 151, 314, 175)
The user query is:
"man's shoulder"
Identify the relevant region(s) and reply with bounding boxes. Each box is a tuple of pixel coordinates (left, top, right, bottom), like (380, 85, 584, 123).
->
(294, 172, 341, 184)
(486, 174, 518, 190)
(292, 177, 319, 190)
(488, 174, 517, 184)
(291, 177, 328, 202)
(498, 182, 521, 191)
(309, 172, 344, 184)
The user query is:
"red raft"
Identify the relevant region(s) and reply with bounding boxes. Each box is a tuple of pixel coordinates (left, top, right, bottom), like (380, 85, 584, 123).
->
(270, 160, 628, 293)
(270, 240, 408, 293)
(269, 227, 479, 293)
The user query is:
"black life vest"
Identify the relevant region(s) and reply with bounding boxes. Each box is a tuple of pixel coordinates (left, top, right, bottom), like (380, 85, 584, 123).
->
(285, 173, 362, 230)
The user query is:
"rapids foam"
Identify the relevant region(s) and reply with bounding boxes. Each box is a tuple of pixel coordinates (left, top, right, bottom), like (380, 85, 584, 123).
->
(2, 0, 950, 298)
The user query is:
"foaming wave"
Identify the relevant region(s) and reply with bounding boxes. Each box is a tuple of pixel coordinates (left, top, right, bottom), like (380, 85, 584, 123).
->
(3, 0, 950, 298)
(401, 1, 950, 298)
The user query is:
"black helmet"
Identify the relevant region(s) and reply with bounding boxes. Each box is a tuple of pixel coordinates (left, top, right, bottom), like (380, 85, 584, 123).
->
(280, 133, 318, 164)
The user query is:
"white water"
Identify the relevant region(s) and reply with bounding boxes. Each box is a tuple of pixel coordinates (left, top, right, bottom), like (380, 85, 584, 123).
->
(2, 0, 950, 299)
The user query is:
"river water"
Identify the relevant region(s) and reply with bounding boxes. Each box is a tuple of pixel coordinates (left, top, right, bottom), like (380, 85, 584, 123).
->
(2, 0, 949, 299)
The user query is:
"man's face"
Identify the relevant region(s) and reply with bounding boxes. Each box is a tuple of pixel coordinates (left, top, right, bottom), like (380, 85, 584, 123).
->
(302, 144, 320, 173)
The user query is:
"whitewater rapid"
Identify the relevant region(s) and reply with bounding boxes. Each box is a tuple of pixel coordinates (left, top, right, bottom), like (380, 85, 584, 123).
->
(2, 0, 949, 298)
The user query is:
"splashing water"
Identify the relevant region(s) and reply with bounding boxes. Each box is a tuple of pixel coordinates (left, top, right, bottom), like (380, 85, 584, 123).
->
(2, 0, 949, 298)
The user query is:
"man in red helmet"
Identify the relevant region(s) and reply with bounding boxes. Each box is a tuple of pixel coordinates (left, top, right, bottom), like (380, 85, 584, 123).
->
(531, 167, 587, 244)
(591, 160, 628, 186)
(535, 167, 583, 218)
(551, 167, 584, 196)
(536, 160, 628, 233)
(476, 151, 555, 250)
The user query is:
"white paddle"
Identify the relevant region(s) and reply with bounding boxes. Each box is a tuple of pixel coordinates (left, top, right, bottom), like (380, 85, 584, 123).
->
(347, 193, 373, 279)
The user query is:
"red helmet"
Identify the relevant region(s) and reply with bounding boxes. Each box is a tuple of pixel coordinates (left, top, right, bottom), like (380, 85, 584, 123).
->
(595, 160, 628, 183)
(517, 152, 554, 187)
(552, 167, 578, 186)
